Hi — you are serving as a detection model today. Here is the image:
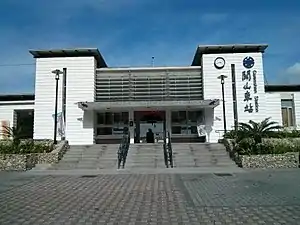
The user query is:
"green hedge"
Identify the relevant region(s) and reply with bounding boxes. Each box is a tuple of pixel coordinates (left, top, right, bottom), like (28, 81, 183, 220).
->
(232, 138, 300, 155)
(224, 129, 300, 139)
(0, 139, 53, 154)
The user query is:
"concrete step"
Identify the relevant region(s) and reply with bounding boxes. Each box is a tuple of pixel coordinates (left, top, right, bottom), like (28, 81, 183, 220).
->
(173, 155, 231, 160)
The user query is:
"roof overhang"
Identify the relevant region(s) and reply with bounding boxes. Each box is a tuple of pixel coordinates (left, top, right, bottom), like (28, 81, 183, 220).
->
(78, 99, 220, 111)
(29, 48, 107, 68)
(265, 85, 300, 92)
(0, 94, 35, 101)
(192, 44, 268, 66)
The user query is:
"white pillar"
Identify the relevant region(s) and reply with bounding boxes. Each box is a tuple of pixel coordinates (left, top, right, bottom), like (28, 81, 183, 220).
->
(129, 109, 134, 143)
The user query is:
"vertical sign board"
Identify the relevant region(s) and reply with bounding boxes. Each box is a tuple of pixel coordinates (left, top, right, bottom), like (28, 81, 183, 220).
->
(241, 56, 259, 115)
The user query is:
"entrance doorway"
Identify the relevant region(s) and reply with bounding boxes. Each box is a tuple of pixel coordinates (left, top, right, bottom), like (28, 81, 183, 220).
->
(134, 111, 166, 143)
(13, 109, 34, 139)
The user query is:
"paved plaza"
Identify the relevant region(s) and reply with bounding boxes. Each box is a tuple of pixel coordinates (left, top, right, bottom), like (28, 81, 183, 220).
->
(0, 169, 300, 224)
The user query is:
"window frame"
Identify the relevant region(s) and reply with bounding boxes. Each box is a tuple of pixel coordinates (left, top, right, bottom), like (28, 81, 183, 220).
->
(171, 110, 204, 135)
(281, 99, 295, 128)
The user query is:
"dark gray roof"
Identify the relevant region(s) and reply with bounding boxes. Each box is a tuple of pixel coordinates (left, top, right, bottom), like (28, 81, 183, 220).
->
(192, 44, 268, 66)
(0, 94, 35, 101)
(265, 85, 300, 92)
(29, 48, 107, 68)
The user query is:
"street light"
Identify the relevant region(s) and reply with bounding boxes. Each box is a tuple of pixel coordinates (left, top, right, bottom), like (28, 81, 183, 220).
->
(51, 69, 63, 144)
(217, 75, 228, 134)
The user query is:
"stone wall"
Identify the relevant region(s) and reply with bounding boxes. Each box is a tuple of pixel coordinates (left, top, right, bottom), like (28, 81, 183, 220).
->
(240, 152, 299, 168)
(0, 154, 28, 171)
(35, 141, 69, 164)
(223, 139, 242, 166)
(223, 138, 300, 168)
(0, 141, 69, 171)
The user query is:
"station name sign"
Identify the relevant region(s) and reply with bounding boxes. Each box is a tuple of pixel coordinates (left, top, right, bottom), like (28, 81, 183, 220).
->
(242, 56, 259, 114)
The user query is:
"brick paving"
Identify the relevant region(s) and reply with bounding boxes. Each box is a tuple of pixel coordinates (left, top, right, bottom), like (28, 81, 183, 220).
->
(0, 170, 300, 224)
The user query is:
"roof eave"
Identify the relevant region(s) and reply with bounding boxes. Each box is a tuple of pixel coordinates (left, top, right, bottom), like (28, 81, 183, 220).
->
(29, 48, 107, 68)
(192, 44, 268, 66)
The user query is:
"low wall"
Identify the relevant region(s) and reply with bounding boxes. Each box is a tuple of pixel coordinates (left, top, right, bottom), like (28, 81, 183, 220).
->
(240, 152, 299, 168)
(223, 139, 241, 166)
(223, 138, 299, 168)
(0, 141, 69, 171)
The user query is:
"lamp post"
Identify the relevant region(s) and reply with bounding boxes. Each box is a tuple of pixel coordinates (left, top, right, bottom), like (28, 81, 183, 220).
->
(52, 69, 63, 144)
(217, 75, 228, 134)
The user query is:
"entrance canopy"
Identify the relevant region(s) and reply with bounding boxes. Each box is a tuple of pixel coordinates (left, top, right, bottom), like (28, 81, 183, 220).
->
(78, 99, 219, 111)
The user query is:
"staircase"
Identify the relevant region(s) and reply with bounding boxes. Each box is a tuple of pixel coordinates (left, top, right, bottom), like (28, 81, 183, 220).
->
(125, 143, 166, 169)
(50, 144, 119, 170)
(172, 143, 237, 168)
(46, 142, 237, 171)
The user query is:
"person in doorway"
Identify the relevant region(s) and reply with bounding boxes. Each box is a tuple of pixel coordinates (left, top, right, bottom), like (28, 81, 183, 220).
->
(146, 128, 155, 143)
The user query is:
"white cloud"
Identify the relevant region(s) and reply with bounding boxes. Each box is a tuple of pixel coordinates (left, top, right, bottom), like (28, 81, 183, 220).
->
(286, 62, 300, 75)
(275, 62, 300, 85)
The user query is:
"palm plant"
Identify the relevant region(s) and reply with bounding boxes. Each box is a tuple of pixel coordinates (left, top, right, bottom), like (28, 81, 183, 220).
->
(2, 125, 23, 147)
(238, 117, 282, 144)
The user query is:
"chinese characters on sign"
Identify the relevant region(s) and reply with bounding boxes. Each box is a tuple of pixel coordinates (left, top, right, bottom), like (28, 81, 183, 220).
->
(242, 70, 253, 113)
(242, 56, 259, 113)
(253, 70, 259, 112)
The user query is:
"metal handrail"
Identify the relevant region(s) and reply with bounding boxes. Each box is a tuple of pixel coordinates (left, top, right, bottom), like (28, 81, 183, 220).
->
(117, 132, 130, 169)
(163, 133, 168, 168)
(167, 131, 173, 168)
(163, 131, 173, 168)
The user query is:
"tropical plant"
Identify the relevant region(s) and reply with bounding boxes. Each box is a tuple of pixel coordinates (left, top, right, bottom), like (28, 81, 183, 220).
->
(0, 139, 54, 154)
(223, 130, 249, 143)
(1, 125, 23, 146)
(238, 117, 282, 144)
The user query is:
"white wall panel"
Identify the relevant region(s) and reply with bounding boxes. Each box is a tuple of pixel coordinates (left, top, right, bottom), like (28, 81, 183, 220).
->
(34, 57, 96, 145)
(202, 52, 267, 142)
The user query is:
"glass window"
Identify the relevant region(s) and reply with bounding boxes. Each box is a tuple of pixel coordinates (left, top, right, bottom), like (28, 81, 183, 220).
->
(97, 113, 104, 124)
(288, 108, 294, 126)
(105, 112, 113, 125)
(282, 108, 288, 127)
(281, 107, 295, 127)
(178, 111, 186, 122)
(190, 126, 198, 134)
(281, 99, 293, 108)
(281, 99, 295, 127)
(171, 112, 179, 123)
(114, 113, 121, 124)
(122, 112, 129, 124)
(97, 127, 112, 135)
(172, 111, 187, 123)
(171, 126, 181, 134)
(188, 111, 197, 123)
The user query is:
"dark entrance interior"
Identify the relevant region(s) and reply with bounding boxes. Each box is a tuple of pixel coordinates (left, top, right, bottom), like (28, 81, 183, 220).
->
(14, 109, 34, 139)
(134, 111, 166, 143)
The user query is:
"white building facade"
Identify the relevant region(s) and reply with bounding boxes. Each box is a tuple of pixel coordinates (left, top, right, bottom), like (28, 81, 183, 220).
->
(0, 44, 298, 145)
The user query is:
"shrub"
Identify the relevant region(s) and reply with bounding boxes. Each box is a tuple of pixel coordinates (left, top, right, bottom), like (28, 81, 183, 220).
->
(223, 118, 300, 155)
(1, 126, 23, 147)
(0, 140, 15, 154)
(0, 139, 53, 154)
(238, 117, 282, 144)
(268, 129, 300, 138)
(233, 138, 300, 155)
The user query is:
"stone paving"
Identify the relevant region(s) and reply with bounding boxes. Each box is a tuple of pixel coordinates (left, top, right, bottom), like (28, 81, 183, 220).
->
(0, 170, 300, 224)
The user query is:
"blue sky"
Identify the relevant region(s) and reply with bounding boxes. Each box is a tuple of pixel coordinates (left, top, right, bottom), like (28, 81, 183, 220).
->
(0, 0, 300, 94)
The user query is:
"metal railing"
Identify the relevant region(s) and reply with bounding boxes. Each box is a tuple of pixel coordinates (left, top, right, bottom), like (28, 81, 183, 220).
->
(117, 132, 130, 169)
(163, 131, 173, 168)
